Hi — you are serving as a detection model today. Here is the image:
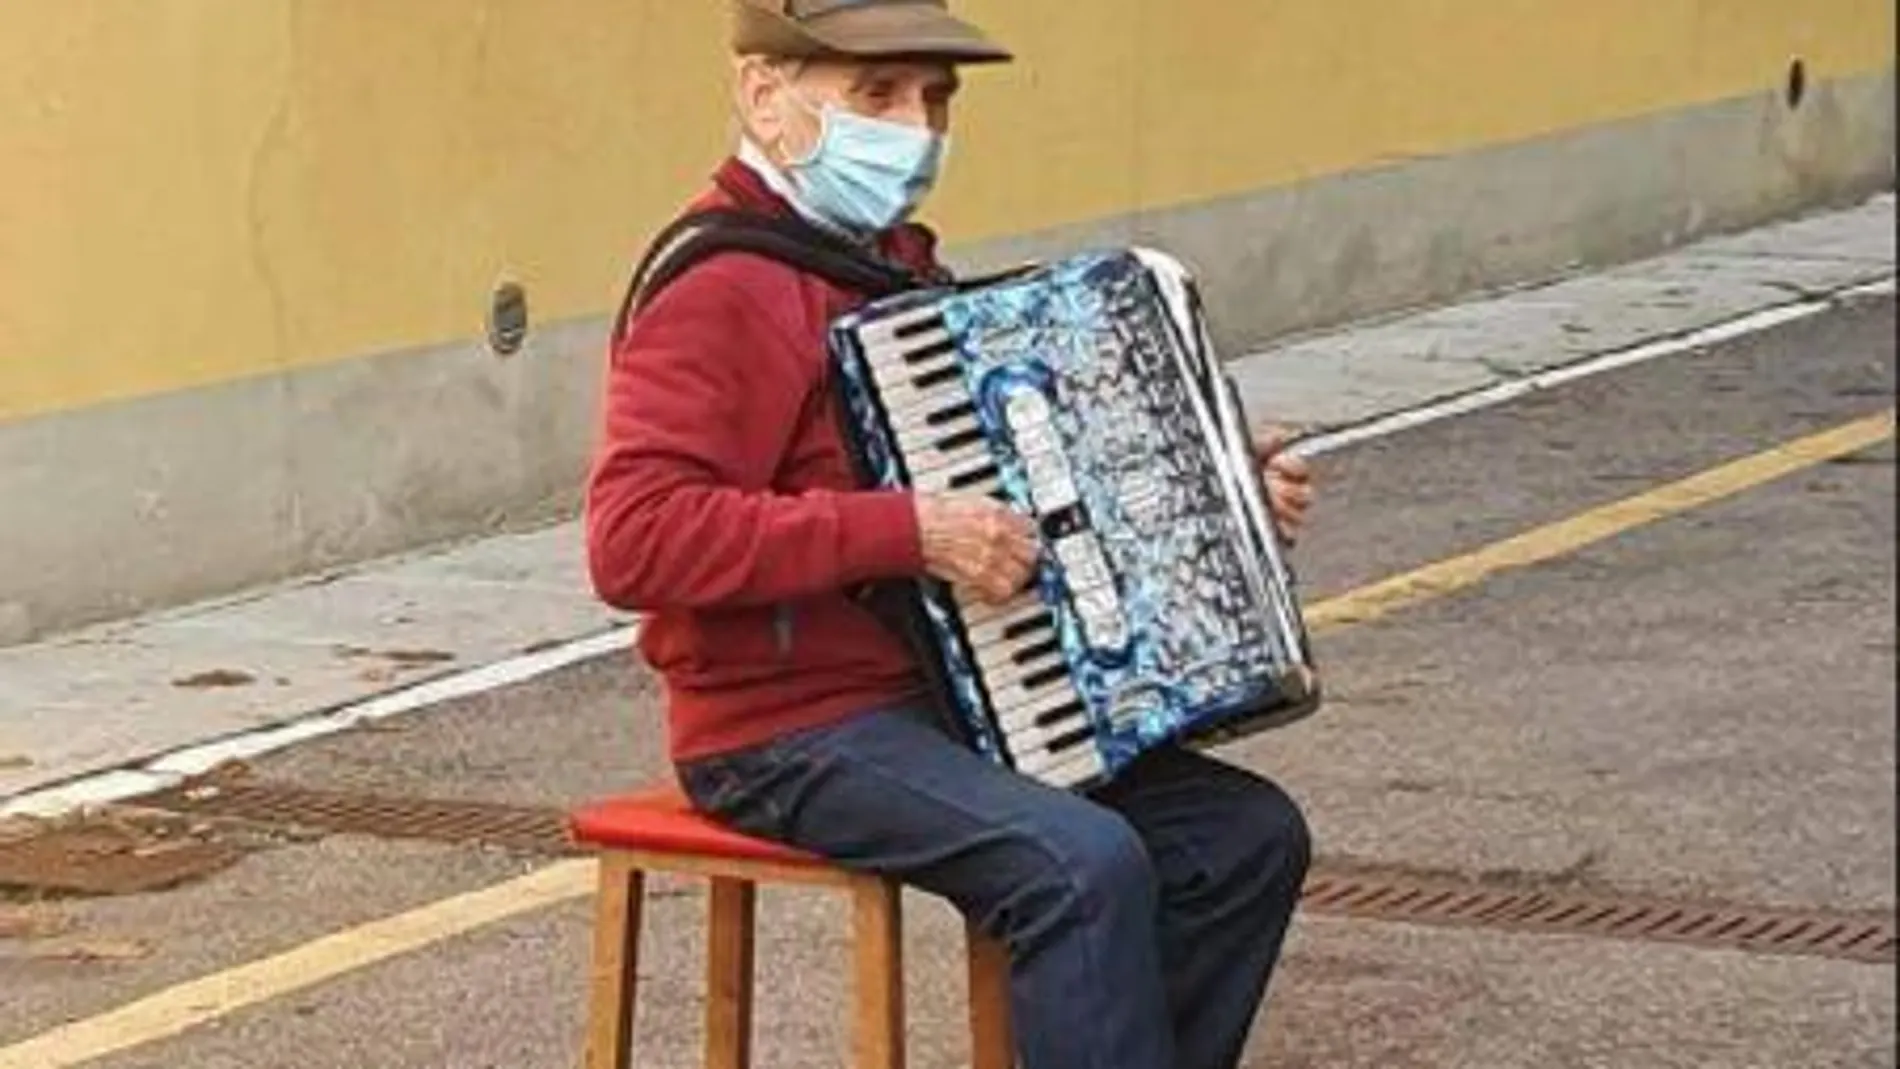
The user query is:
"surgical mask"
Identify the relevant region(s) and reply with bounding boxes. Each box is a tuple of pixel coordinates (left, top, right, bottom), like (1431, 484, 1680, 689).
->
(778, 88, 948, 236)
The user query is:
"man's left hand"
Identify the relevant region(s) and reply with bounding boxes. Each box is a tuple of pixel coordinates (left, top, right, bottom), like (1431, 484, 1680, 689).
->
(1254, 427, 1314, 545)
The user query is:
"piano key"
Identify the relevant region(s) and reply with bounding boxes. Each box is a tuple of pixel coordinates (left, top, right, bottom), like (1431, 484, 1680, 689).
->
(890, 420, 981, 457)
(890, 405, 980, 441)
(855, 306, 945, 346)
(1018, 716, 1100, 756)
(858, 321, 952, 355)
(1020, 747, 1108, 790)
(883, 388, 973, 429)
(986, 673, 1082, 718)
(998, 695, 1088, 736)
(865, 341, 956, 377)
(869, 359, 959, 398)
(912, 364, 962, 391)
(895, 333, 956, 364)
(931, 425, 987, 454)
(957, 591, 1043, 630)
(1014, 731, 1105, 775)
(970, 619, 1049, 657)
(935, 473, 1000, 499)
(990, 679, 1081, 720)
(974, 637, 1061, 682)
(964, 609, 1054, 649)
(957, 600, 1048, 641)
(866, 374, 960, 415)
(912, 459, 1000, 495)
(973, 647, 1065, 690)
(905, 445, 992, 478)
(887, 404, 984, 444)
(999, 719, 1097, 762)
(897, 448, 990, 483)
(924, 400, 978, 427)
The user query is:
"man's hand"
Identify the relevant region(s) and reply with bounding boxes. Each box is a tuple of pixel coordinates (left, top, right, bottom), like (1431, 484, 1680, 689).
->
(1254, 427, 1315, 545)
(916, 494, 1040, 604)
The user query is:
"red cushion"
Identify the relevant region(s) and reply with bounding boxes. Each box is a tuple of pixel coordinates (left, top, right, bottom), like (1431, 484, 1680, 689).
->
(568, 786, 821, 866)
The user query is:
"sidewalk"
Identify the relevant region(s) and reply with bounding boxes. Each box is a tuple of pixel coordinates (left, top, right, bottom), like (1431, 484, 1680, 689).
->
(3, 193, 1892, 819)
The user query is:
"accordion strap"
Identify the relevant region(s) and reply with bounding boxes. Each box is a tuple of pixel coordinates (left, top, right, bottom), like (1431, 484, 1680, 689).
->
(612, 208, 929, 345)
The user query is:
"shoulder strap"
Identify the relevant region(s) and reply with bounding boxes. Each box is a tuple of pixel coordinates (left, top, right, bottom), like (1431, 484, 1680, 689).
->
(611, 208, 927, 345)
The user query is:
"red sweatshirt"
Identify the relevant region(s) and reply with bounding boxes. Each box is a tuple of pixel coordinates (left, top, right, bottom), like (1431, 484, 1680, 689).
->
(586, 157, 941, 761)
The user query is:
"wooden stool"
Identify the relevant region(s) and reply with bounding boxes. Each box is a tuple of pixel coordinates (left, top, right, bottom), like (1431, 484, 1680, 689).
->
(570, 787, 1015, 1068)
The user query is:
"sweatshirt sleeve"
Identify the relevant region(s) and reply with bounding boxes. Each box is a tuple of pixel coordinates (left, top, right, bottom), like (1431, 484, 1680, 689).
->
(585, 264, 925, 613)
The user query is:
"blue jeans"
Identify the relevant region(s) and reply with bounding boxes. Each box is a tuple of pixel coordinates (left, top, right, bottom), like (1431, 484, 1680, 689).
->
(677, 703, 1312, 1069)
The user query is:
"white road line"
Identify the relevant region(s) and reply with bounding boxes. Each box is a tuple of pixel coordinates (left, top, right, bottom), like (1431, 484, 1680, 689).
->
(4, 270, 1889, 821)
(1292, 274, 1894, 458)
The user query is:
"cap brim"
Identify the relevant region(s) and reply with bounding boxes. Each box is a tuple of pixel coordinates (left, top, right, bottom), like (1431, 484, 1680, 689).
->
(733, 2, 1013, 64)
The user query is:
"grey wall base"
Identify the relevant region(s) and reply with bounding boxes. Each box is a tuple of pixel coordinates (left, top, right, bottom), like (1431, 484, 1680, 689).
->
(954, 70, 1895, 356)
(1, 72, 1892, 646)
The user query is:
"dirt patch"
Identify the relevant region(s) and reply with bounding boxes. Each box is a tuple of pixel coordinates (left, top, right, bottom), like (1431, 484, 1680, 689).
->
(0, 811, 248, 899)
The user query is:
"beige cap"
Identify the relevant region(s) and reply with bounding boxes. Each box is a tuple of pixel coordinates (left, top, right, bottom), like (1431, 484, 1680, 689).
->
(731, 0, 1013, 64)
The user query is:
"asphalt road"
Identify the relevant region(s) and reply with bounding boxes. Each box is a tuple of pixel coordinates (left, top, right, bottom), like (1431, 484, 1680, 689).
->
(2, 295, 1893, 1068)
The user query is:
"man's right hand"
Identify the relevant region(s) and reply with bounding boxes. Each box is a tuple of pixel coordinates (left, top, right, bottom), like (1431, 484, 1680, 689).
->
(915, 495, 1040, 604)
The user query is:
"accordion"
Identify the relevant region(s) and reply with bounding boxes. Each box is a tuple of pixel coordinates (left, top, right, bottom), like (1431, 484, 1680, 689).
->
(830, 248, 1320, 791)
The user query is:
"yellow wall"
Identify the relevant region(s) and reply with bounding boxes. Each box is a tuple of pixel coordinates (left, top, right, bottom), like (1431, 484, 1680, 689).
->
(1, 0, 1891, 424)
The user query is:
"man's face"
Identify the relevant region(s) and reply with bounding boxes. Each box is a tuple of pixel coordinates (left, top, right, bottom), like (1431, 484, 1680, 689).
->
(743, 56, 961, 165)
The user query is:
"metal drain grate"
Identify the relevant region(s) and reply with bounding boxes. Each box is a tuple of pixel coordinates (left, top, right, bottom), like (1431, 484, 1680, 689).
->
(134, 779, 1894, 964)
(1300, 872, 1895, 964)
(137, 781, 576, 857)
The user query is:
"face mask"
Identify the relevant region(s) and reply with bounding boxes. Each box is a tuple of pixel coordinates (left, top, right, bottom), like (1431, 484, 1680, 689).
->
(779, 89, 948, 236)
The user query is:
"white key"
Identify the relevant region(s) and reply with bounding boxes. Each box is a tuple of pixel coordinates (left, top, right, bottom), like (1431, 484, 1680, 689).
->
(958, 592, 1043, 631)
(890, 407, 982, 444)
(1031, 761, 1104, 791)
(991, 674, 1081, 717)
(975, 635, 1061, 681)
(965, 609, 1053, 650)
(884, 385, 975, 422)
(865, 341, 956, 380)
(1000, 712, 1093, 752)
(859, 315, 950, 346)
(1001, 719, 1092, 765)
(855, 308, 946, 348)
(973, 647, 1065, 689)
(1017, 745, 1108, 788)
(944, 474, 1001, 499)
(908, 444, 995, 480)
(866, 373, 960, 415)
(998, 692, 1087, 734)
(987, 673, 1081, 717)
(870, 357, 959, 397)
(911, 457, 1000, 494)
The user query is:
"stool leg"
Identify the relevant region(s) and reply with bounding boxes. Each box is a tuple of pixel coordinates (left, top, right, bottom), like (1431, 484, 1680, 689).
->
(585, 854, 644, 1069)
(705, 878, 757, 1069)
(966, 927, 1015, 1069)
(851, 876, 905, 1069)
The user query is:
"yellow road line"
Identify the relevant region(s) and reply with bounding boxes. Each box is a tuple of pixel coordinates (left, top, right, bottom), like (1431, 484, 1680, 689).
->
(0, 862, 597, 1069)
(1308, 410, 1895, 630)
(1, 409, 1890, 1068)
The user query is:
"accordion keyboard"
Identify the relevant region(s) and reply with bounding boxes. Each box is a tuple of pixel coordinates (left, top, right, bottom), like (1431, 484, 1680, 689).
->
(831, 250, 1319, 792)
(848, 306, 1110, 787)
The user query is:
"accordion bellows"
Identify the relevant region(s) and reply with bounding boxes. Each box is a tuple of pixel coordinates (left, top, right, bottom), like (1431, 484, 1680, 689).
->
(830, 249, 1320, 791)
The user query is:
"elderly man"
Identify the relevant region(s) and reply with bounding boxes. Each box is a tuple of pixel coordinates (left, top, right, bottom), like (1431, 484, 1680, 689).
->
(586, 3, 1314, 1066)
